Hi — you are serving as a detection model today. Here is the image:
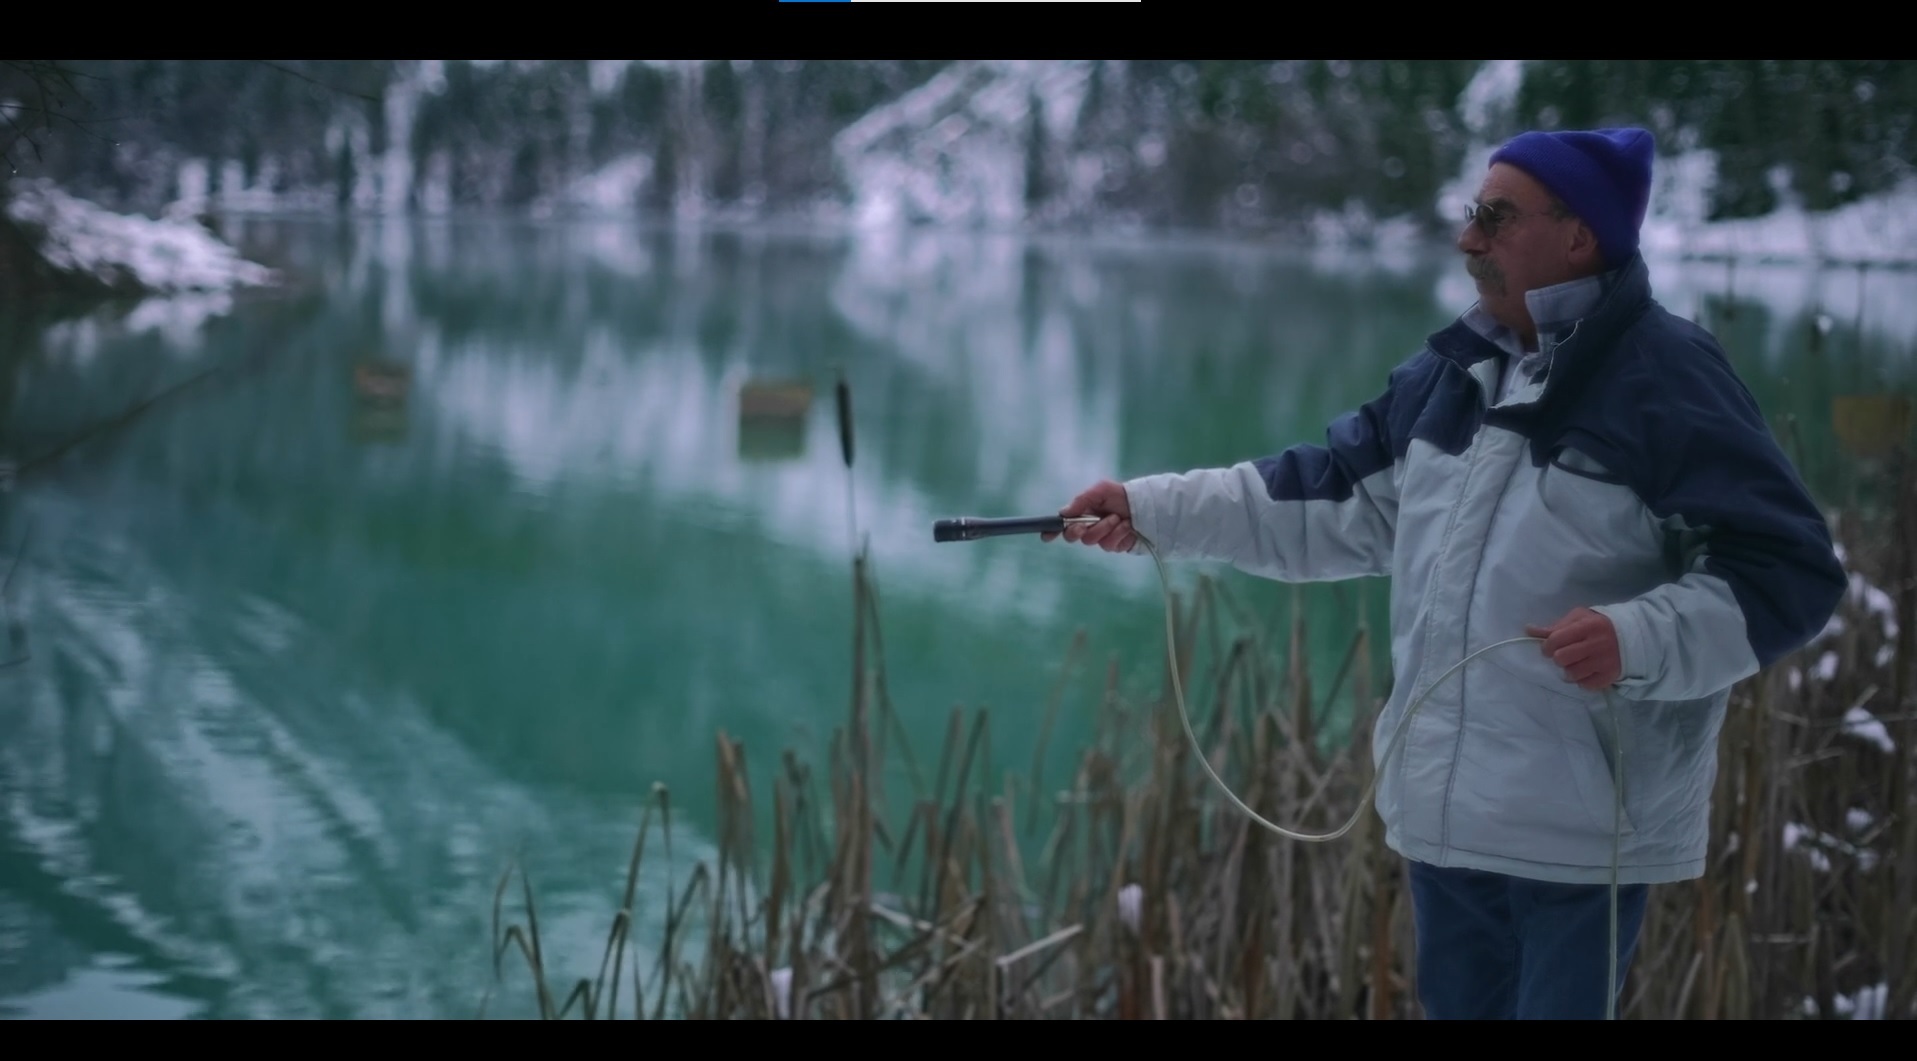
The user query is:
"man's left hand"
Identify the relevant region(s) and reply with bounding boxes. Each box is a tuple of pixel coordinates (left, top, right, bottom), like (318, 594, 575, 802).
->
(1524, 608, 1622, 691)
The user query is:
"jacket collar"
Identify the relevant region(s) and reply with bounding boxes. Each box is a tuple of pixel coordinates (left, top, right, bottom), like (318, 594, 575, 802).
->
(1465, 272, 1607, 360)
(1425, 253, 1654, 406)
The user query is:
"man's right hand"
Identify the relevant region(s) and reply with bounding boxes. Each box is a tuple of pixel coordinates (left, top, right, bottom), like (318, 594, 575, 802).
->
(1043, 479, 1137, 553)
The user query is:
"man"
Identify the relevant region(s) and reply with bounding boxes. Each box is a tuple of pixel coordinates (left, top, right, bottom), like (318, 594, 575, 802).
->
(1046, 127, 1846, 1019)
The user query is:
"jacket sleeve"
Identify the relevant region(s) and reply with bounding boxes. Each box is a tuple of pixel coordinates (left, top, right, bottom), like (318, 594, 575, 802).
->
(1589, 343, 1847, 702)
(1120, 364, 1410, 583)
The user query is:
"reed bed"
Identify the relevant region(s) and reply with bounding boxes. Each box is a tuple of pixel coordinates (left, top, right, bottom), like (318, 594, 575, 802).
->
(487, 379, 1915, 1018)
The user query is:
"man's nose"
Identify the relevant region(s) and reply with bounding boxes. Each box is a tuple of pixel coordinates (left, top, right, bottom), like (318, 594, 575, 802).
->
(1457, 218, 1487, 254)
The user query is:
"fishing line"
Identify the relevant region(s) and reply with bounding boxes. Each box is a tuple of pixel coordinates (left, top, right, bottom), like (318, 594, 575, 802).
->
(931, 512, 1628, 1020)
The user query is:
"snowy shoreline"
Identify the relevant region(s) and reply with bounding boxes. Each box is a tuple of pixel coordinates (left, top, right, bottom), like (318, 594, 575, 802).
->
(5, 166, 1915, 317)
(3, 179, 276, 298)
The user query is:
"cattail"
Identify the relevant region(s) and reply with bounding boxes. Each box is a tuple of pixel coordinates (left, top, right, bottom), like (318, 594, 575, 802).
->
(835, 366, 855, 471)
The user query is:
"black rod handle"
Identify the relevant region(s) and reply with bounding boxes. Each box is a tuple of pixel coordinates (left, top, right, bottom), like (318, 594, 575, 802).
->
(932, 515, 1079, 542)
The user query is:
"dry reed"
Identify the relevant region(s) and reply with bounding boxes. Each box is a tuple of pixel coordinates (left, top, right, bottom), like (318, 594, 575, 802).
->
(485, 464, 1917, 1020)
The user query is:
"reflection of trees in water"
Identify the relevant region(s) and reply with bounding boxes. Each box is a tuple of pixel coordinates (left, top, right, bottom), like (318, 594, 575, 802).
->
(0, 496, 710, 1016)
(0, 894, 86, 1003)
(0, 688, 235, 1016)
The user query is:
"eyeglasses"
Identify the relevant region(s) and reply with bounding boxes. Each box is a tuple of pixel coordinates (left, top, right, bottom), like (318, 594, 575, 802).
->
(1465, 200, 1561, 238)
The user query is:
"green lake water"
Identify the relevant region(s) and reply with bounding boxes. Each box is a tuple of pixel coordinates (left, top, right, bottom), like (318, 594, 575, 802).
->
(1, 217, 1910, 1017)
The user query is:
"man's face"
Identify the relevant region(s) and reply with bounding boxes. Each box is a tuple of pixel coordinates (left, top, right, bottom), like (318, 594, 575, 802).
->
(1456, 162, 1595, 337)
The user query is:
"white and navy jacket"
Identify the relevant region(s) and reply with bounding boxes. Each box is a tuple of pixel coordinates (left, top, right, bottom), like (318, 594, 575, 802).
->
(1123, 253, 1846, 885)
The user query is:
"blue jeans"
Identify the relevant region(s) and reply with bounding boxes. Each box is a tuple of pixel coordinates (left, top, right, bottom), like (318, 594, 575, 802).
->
(1407, 860, 1650, 1019)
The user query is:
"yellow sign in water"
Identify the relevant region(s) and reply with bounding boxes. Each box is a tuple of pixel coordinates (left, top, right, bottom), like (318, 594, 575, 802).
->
(1831, 394, 1911, 459)
(737, 379, 812, 462)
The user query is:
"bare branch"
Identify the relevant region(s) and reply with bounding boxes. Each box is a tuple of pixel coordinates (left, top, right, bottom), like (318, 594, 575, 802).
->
(0, 59, 118, 172)
(253, 60, 382, 105)
(0, 102, 130, 125)
(46, 60, 96, 97)
(0, 103, 45, 168)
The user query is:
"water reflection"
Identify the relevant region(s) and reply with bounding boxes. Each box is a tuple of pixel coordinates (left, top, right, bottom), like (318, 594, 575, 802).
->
(1, 487, 709, 1018)
(2, 216, 1913, 1018)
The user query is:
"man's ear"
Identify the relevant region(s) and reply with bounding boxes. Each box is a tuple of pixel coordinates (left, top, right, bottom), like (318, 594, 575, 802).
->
(1566, 219, 1603, 271)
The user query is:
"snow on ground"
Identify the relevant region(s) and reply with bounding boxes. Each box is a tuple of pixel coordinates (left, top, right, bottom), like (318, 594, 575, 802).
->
(5, 178, 274, 295)
(831, 60, 1094, 232)
(1841, 704, 1897, 754)
(1642, 154, 1917, 267)
(1782, 821, 1879, 872)
(1802, 982, 1891, 1019)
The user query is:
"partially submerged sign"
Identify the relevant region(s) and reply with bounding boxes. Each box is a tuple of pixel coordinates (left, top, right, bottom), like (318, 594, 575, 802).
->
(1832, 394, 1911, 460)
(738, 378, 812, 461)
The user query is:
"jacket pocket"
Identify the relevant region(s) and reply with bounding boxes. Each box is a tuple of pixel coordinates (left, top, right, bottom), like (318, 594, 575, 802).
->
(1551, 688, 1637, 840)
(1547, 444, 1629, 485)
(1443, 665, 1639, 868)
(1480, 645, 1637, 840)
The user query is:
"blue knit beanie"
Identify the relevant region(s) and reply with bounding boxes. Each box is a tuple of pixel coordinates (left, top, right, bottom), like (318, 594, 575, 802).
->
(1487, 127, 1656, 268)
